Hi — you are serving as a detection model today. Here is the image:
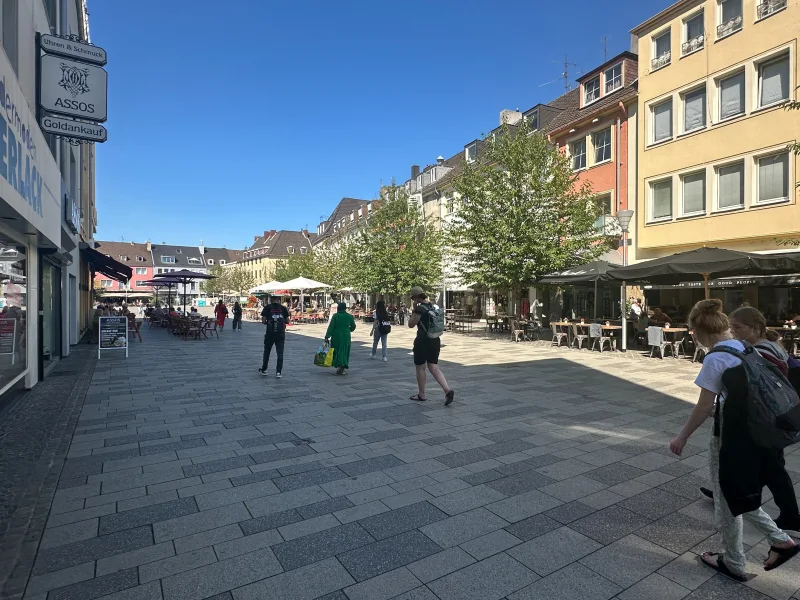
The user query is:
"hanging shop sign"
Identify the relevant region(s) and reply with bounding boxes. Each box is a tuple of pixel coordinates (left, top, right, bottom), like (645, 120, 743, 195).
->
(40, 114, 107, 143)
(98, 316, 128, 359)
(40, 34, 107, 66)
(40, 54, 108, 122)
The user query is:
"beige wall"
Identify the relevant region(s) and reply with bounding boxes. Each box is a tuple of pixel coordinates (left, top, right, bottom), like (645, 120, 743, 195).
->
(634, 0, 799, 258)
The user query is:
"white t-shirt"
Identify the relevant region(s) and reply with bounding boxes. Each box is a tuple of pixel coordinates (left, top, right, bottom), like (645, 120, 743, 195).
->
(631, 304, 642, 316)
(694, 339, 744, 404)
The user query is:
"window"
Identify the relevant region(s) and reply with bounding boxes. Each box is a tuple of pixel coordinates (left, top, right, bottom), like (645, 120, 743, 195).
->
(605, 64, 622, 93)
(300, 247, 308, 255)
(161, 256, 175, 264)
(719, 71, 745, 120)
(683, 87, 706, 132)
(207, 259, 214, 265)
(682, 171, 706, 215)
(446, 197, 455, 215)
(757, 0, 788, 20)
(717, 161, 744, 209)
(593, 129, 611, 163)
(593, 194, 613, 232)
(187, 257, 201, 265)
(584, 76, 600, 104)
(100, 279, 113, 288)
(135, 267, 147, 275)
(758, 54, 789, 108)
(119, 255, 129, 262)
(652, 99, 673, 143)
(219, 260, 226, 266)
(288, 246, 295, 254)
(136, 256, 146, 262)
(717, 0, 742, 38)
(682, 11, 705, 55)
(651, 179, 672, 220)
(525, 109, 539, 130)
(652, 30, 671, 69)
(466, 143, 477, 162)
(758, 152, 789, 204)
(1, 0, 19, 75)
(571, 139, 586, 170)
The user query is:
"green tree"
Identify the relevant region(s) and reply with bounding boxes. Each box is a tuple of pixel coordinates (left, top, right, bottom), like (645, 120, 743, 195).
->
(354, 184, 443, 296)
(201, 264, 228, 296)
(274, 252, 315, 281)
(313, 239, 357, 290)
(449, 119, 610, 299)
(787, 100, 800, 160)
(227, 265, 255, 298)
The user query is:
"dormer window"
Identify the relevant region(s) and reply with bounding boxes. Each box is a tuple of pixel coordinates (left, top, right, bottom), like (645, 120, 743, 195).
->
(430, 167, 437, 183)
(119, 255, 129, 261)
(300, 247, 308, 255)
(161, 256, 175, 264)
(584, 76, 600, 104)
(219, 260, 226, 265)
(466, 143, 477, 163)
(207, 259, 214, 265)
(524, 109, 539, 130)
(288, 246, 295, 254)
(187, 257, 201, 265)
(136, 256, 146, 262)
(605, 64, 622, 93)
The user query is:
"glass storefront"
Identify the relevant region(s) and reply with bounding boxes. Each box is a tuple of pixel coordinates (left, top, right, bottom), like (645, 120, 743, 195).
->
(0, 239, 27, 392)
(41, 259, 61, 368)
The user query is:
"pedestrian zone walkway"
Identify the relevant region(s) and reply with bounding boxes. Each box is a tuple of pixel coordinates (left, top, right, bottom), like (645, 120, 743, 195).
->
(1, 320, 799, 600)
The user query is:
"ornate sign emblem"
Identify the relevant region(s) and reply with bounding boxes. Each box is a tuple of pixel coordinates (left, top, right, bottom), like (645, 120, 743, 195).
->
(58, 63, 90, 98)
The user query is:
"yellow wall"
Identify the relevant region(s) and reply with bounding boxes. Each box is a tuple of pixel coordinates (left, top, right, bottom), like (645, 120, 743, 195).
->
(224, 257, 280, 287)
(634, 0, 800, 258)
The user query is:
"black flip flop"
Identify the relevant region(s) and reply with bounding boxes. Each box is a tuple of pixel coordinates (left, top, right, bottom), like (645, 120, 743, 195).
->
(445, 390, 455, 406)
(701, 552, 747, 582)
(410, 394, 427, 402)
(765, 544, 800, 571)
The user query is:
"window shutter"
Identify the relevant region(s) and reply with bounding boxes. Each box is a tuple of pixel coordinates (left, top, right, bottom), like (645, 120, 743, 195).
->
(682, 172, 705, 214)
(652, 181, 672, 219)
(720, 73, 744, 119)
(684, 88, 706, 131)
(759, 154, 788, 202)
(760, 57, 789, 106)
(718, 163, 744, 209)
(653, 101, 672, 141)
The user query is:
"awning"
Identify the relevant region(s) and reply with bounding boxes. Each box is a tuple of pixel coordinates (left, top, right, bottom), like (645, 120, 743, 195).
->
(644, 274, 800, 290)
(82, 245, 132, 283)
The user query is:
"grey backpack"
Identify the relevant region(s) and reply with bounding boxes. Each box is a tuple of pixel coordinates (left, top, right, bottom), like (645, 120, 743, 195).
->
(710, 343, 800, 449)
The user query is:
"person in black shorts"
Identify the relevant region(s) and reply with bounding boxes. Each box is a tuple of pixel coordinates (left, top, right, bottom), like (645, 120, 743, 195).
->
(407, 286, 454, 405)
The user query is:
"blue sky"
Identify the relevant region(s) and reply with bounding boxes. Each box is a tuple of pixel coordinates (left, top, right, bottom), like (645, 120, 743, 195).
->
(92, 0, 667, 249)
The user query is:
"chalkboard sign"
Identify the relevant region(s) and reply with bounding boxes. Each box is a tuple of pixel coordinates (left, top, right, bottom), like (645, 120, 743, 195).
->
(0, 318, 16, 363)
(98, 316, 128, 358)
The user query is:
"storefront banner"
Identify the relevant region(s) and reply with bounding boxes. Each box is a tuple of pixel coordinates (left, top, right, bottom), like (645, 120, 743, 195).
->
(0, 52, 61, 246)
(98, 316, 128, 358)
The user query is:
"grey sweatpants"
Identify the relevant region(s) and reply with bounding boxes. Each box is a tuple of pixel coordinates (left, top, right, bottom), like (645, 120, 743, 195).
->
(708, 433, 791, 574)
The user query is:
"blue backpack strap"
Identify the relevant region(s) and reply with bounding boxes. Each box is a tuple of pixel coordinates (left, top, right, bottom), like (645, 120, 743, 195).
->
(708, 344, 748, 360)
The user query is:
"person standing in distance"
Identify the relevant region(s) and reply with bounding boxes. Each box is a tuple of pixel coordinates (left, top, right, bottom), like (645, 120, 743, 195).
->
(407, 286, 454, 405)
(259, 294, 290, 378)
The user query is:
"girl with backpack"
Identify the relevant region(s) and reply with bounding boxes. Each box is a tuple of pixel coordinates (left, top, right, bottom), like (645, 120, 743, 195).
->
(670, 300, 798, 581)
(370, 300, 391, 361)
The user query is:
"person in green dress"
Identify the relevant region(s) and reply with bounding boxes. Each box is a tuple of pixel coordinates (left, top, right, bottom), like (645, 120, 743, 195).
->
(325, 302, 356, 375)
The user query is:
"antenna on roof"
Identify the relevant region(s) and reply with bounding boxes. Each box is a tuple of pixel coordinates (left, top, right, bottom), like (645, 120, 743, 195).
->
(602, 36, 611, 62)
(538, 55, 580, 93)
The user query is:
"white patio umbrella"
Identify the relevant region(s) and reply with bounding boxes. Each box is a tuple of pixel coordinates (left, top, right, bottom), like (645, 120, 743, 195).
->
(249, 280, 284, 294)
(280, 277, 332, 310)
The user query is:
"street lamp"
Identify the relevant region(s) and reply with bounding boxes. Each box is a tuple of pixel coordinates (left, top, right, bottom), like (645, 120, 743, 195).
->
(616, 209, 634, 351)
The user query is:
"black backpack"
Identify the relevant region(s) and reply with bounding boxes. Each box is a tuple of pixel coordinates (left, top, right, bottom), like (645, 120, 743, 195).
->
(710, 342, 800, 449)
(264, 304, 286, 335)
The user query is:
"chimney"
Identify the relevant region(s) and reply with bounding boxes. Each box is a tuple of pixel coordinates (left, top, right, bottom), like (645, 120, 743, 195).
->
(437, 156, 445, 165)
(263, 229, 276, 239)
(499, 109, 523, 126)
(411, 165, 420, 179)
(146, 240, 151, 252)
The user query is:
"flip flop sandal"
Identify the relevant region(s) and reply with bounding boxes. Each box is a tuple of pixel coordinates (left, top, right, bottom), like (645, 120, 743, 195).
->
(701, 552, 747, 582)
(445, 390, 455, 406)
(765, 544, 800, 571)
(410, 394, 427, 402)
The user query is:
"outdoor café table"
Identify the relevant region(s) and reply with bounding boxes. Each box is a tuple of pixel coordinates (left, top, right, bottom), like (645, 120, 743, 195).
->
(602, 325, 622, 350)
(662, 327, 688, 350)
(552, 321, 573, 345)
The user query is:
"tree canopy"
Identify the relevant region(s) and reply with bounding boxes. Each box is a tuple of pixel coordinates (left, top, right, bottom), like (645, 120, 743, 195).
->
(226, 265, 255, 297)
(449, 119, 611, 293)
(200, 264, 228, 296)
(274, 252, 315, 281)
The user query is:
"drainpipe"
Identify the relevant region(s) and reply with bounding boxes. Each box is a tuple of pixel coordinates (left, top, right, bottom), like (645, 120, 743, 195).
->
(615, 101, 625, 213)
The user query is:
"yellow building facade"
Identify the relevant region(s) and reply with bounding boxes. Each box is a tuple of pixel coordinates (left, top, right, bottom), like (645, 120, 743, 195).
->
(631, 0, 799, 258)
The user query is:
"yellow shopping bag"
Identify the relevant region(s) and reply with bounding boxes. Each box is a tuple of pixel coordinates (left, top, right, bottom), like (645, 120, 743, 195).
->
(323, 346, 335, 367)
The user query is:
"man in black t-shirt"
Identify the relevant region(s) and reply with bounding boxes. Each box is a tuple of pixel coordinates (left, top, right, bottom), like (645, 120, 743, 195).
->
(259, 295, 290, 378)
(407, 286, 454, 405)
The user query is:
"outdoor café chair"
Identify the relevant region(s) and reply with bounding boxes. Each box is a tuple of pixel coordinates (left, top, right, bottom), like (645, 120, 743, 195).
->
(551, 324, 568, 348)
(692, 334, 708, 363)
(670, 326, 688, 358)
(571, 324, 589, 350)
(202, 318, 219, 339)
(510, 319, 525, 343)
(589, 323, 614, 353)
(127, 319, 142, 343)
(648, 326, 674, 359)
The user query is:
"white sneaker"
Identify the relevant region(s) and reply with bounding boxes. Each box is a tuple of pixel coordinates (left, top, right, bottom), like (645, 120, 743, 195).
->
(382, 356, 388, 362)
(370, 354, 375, 360)
(276, 372, 282, 379)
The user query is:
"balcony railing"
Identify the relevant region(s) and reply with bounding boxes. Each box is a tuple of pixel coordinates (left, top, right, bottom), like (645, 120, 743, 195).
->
(717, 15, 742, 38)
(651, 52, 671, 70)
(681, 35, 704, 55)
(758, 0, 787, 19)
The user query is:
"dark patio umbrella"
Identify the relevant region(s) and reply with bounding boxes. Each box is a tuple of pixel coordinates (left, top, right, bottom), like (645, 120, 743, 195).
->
(606, 247, 800, 299)
(154, 270, 214, 313)
(539, 260, 622, 319)
(140, 277, 182, 307)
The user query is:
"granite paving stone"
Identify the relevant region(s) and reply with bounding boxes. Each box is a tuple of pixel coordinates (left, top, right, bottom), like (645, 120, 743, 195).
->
(584, 463, 649, 487)
(343, 566, 422, 600)
(95, 541, 176, 576)
(569, 505, 653, 545)
(617, 572, 691, 600)
(579, 534, 677, 588)
(195, 479, 280, 510)
(273, 466, 349, 492)
(420, 507, 509, 548)
(337, 529, 442, 581)
(504, 514, 562, 541)
(138, 546, 218, 583)
(213, 529, 283, 561)
(459, 529, 522, 560)
(47, 567, 139, 600)
(508, 562, 621, 600)
(98, 497, 198, 534)
(358, 501, 448, 540)
(182, 455, 255, 477)
(485, 489, 563, 523)
(296, 496, 354, 519)
(405, 547, 476, 583)
(429, 484, 507, 515)
(486, 470, 556, 496)
(153, 502, 250, 543)
(427, 552, 539, 600)
(173, 523, 243, 554)
(619, 489, 695, 520)
(508, 526, 603, 576)
(39, 518, 99, 550)
(636, 511, 717, 554)
(233, 556, 355, 600)
(339, 455, 406, 477)
(229, 469, 280, 487)
(272, 521, 375, 570)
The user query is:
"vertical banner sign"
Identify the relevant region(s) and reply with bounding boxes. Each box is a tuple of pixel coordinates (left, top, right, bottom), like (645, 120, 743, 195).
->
(0, 318, 16, 364)
(98, 316, 128, 359)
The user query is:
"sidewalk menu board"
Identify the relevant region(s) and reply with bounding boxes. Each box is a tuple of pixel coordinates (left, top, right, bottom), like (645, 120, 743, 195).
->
(0, 318, 16, 363)
(98, 316, 128, 358)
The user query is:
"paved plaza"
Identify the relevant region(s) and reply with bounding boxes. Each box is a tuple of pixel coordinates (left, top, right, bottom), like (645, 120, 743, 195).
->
(1, 320, 800, 600)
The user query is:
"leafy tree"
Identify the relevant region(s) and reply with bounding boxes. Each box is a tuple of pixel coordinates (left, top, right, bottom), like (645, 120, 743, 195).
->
(227, 265, 255, 298)
(313, 238, 357, 290)
(354, 184, 443, 296)
(274, 252, 315, 281)
(449, 119, 610, 301)
(787, 100, 800, 161)
(201, 264, 228, 296)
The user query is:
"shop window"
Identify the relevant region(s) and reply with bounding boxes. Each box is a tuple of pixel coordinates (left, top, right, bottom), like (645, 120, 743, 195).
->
(0, 240, 26, 390)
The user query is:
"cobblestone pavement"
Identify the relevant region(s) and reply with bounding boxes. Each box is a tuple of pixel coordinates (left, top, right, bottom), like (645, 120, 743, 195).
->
(2, 319, 800, 600)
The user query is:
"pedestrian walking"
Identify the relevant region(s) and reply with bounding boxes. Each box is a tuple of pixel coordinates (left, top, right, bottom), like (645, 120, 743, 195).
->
(407, 286, 454, 405)
(232, 301, 243, 331)
(325, 302, 356, 375)
(398, 302, 407, 325)
(259, 294, 289, 378)
(670, 299, 798, 581)
(370, 300, 391, 361)
(214, 299, 228, 330)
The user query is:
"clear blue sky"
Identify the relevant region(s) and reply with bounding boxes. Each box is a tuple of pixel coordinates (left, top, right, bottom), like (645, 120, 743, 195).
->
(92, 0, 667, 250)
